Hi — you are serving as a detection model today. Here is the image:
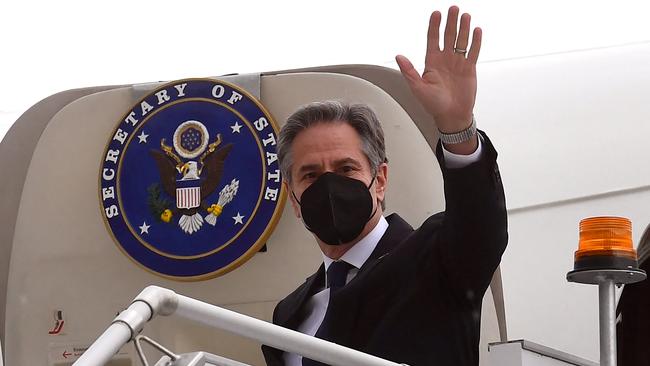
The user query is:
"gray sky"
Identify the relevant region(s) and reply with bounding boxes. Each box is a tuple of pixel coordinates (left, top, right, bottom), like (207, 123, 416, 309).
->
(2, 0, 649, 140)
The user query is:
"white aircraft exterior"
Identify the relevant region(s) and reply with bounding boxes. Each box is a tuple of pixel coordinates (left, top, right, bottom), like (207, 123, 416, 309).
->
(1, 2, 650, 365)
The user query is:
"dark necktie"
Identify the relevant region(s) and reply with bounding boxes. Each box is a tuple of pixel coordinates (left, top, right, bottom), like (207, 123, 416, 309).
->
(326, 260, 352, 290)
(303, 261, 353, 366)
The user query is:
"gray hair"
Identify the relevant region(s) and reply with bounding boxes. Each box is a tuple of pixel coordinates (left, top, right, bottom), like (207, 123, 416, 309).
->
(277, 101, 387, 184)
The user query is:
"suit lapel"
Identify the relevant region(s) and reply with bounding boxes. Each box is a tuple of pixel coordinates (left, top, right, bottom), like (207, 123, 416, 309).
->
(275, 264, 325, 329)
(327, 214, 414, 347)
(276, 215, 413, 337)
(358, 213, 414, 275)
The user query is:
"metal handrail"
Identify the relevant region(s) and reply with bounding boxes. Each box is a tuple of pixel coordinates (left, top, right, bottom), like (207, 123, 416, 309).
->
(72, 285, 402, 366)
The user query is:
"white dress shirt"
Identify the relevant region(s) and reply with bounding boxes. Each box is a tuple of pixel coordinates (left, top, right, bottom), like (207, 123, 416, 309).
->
(284, 138, 483, 366)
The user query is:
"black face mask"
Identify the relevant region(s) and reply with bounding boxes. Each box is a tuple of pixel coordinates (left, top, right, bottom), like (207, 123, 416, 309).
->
(293, 172, 377, 246)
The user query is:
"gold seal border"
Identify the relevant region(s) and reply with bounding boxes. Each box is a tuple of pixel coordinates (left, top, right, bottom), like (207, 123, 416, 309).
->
(117, 97, 266, 260)
(98, 77, 287, 281)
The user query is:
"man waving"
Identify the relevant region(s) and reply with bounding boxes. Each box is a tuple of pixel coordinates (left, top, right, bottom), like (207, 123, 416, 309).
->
(262, 6, 508, 366)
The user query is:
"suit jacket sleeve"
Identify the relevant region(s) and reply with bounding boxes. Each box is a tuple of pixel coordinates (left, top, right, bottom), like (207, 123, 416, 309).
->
(426, 130, 508, 301)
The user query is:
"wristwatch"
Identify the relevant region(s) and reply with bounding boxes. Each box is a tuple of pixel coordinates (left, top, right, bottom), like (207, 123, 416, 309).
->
(438, 115, 477, 144)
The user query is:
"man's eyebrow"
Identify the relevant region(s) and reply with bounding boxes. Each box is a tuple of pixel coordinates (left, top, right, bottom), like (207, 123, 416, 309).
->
(296, 164, 321, 173)
(333, 157, 363, 167)
(295, 158, 363, 174)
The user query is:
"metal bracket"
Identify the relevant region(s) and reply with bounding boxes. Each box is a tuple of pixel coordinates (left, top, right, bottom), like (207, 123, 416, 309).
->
(133, 335, 180, 366)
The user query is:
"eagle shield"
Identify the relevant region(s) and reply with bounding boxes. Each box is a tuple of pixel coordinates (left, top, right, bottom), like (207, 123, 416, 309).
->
(176, 181, 201, 210)
(149, 121, 234, 235)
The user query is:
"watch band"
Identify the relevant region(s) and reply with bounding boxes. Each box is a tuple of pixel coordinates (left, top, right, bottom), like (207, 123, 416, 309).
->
(438, 115, 477, 144)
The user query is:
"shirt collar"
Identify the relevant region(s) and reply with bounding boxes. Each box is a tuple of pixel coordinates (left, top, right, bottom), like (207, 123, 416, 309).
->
(322, 215, 389, 270)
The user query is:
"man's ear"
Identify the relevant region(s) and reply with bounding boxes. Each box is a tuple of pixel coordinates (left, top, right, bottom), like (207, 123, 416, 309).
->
(285, 180, 301, 218)
(375, 163, 388, 204)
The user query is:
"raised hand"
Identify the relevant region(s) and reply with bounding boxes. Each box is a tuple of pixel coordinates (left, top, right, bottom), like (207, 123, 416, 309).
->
(396, 6, 481, 139)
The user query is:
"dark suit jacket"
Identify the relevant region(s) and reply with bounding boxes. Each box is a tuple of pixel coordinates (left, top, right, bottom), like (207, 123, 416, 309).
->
(616, 258, 650, 366)
(262, 132, 508, 366)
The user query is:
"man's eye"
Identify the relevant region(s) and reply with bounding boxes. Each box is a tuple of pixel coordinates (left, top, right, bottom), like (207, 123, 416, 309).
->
(340, 166, 356, 174)
(303, 172, 317, 180)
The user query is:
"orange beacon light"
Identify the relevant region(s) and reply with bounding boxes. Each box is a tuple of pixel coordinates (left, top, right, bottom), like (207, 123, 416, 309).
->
(573, 217, 638, 271)
(567, 216, 646, 366)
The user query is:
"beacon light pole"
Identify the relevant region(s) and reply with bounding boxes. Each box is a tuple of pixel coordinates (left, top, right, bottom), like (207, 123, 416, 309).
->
(567, 217, 646, 366)
(72, 286, 403, 366)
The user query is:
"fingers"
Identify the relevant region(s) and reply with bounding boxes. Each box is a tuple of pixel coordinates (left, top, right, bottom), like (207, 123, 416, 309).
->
(442, 6, 480, 62)
(455, 13, 471, 54)
(443, 6, 460, 52)
(395, 55, 422, 88)
(467, 27, 482, 64)
(425, 11, 442, 55)
(405, 5, 482, 76)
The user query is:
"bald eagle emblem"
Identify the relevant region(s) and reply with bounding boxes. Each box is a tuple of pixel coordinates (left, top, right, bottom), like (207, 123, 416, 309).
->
(149, 120, 239, 234)
(100, 78, 286, 280)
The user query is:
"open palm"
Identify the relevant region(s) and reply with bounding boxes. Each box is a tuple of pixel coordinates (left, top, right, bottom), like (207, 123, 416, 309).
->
(396, 6, 481, 133)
